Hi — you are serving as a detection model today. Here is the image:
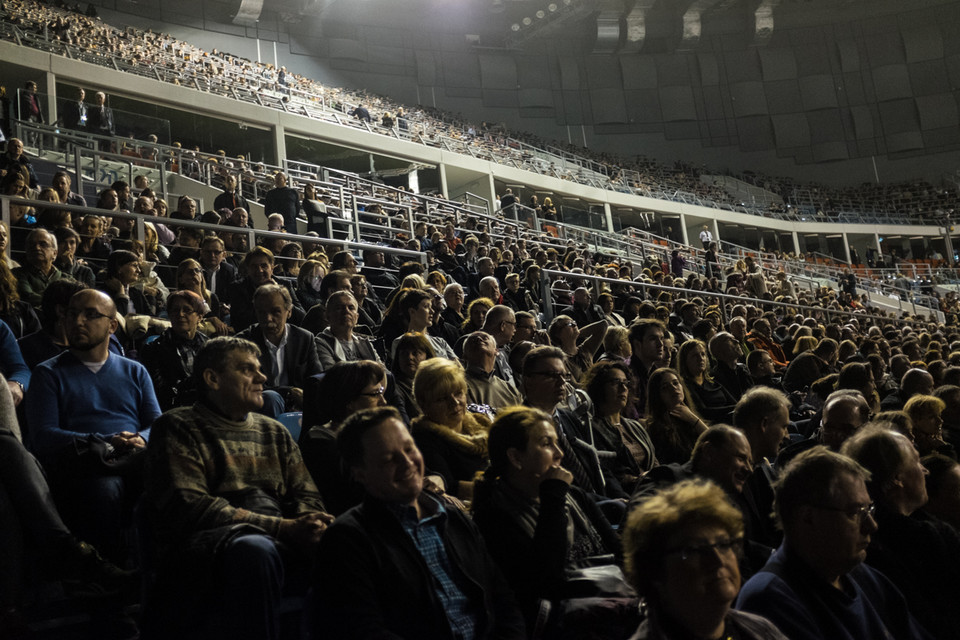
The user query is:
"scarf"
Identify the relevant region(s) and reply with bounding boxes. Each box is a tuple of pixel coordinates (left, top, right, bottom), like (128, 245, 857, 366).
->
(412, 411, 490, 457)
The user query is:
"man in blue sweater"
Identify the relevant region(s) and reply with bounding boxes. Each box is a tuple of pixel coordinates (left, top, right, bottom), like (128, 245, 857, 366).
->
(27, 289, 161, 561)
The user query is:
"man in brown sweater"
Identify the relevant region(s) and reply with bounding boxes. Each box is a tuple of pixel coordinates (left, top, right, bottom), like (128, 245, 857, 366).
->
(145, 336, 331, 640)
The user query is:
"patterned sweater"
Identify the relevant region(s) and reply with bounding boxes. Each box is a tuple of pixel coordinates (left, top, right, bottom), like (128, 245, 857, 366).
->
(146, 401, 325, 546)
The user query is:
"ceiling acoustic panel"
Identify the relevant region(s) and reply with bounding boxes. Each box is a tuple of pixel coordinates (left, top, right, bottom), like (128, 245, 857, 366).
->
(516, 57, 553, 90)
(590, 89, 628, 124)
(736, 115, 775, 152)
(659, 86, 697, 121)
(729, 81, 768, 117)
(811, 142, 849, 162)
(479, 55, 517, 90)
(850, 105, 876, 139)
(442, 54, 481, 89)
(655, 55, 690, 87)
(771, 113, 810, 148)
(518, 88, 555, 109)
(328, 39, 367, 62)
(871, 65, 912, 102)
(559, 58, 581, 91)
(763, 80, 802, 114)
(878, 98, 920, 134)
(415, 51, 436, 85)
(885, 131, 925, 152)
(759, 48, 798, 81)
(909, 60, 949, 96)
(799, 75, 838, 110)
(916, 94, 959, 129)
(903, 28, 944, 63)
(624, 90, 662, 123)
(837, 40, 861, 73)
(697, 54, 720, 86)
(807, 109, 844, 144)
(620, 56, 659, 90)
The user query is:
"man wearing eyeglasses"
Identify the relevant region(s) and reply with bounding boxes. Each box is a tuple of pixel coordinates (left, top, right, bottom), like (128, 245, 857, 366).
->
(776, 390, 870, 470)
(736, 447, 932, 640)
(842, 427, 960, 640)
(26, 289, 161, 562)
(199, 235, 237, 300)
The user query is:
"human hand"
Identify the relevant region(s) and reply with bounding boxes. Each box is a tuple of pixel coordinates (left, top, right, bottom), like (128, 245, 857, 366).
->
(110, 431, 146, 452)
(539, 465, 573, 486)
(669, 404, 700, 426)
(7, 381, 23, 406)
(279, 512, 332, 554)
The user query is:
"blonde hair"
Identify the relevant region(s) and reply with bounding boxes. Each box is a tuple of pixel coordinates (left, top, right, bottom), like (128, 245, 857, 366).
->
(413, 357, 467, 408)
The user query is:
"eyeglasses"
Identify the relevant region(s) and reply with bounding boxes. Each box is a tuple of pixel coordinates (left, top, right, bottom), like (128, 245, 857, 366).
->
(360, 386, 385, 398)
(665, 537, 743, 562)
(66, 308, 112, 322)
(169, 306, 199, 317)
(812, 502, 875, 523)
(607, 379, 631, 389)
(528, 371, 572, 383)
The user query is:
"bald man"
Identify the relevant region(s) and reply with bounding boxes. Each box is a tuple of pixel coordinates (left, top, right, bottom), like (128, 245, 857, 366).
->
(26, 289, 161, 560)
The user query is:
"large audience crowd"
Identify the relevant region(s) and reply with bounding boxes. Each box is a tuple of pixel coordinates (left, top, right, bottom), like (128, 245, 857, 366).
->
(1, 0, 958, 225)
(1, 115, 960, 639)
(2, 2, 960, 639)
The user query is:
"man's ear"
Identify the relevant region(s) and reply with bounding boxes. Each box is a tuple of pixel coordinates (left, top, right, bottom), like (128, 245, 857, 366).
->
(351, 466, 366, 486)
(202, 368, 219, 392)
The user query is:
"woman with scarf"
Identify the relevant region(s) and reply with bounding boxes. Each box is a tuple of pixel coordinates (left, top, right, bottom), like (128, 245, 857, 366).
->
(411, 357, 491, 500)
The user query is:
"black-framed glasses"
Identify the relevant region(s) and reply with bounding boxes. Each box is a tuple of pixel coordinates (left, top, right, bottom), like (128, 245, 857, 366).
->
(360, 386, 385, 398)
(812, 502, 875, 523)
(665, 537, 743, 562)
(528, 371, 572, 383)
(66, 308, 112, 322)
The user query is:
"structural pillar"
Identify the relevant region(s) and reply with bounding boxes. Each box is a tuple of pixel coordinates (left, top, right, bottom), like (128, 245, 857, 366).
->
(603, 203, 614, 233)
(272, 124, 286, 166)
(438, 163, 449, 199)
(679, 213, 689, 245)
(791, 231, 800, 255)
(842, 232, 851, 264)
(44, 71, 57, 127)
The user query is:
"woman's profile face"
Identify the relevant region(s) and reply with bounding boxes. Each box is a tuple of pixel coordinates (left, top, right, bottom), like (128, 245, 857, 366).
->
(510, 421, 563, 483)
(659, 373, 684, 407)
(346, 376, 387, 415)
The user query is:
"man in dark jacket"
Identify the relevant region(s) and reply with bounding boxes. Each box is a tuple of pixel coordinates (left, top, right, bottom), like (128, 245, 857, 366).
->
(263, 171, 300, 232)
(313, 406, 526, 640)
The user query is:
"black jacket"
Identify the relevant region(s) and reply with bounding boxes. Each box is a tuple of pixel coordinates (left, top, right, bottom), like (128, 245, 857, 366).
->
(312, 494, 526, 640)
(237, 323, 322, 390)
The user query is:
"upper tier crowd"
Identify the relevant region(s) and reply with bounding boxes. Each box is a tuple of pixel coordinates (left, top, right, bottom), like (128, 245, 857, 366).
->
(1, 0, 958, 224)
(1, 122, 960, 640)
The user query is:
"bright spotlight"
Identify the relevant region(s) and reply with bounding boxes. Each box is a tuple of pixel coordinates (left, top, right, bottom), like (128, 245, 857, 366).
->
(536, 10, 545, 18)
(511, 23, 521, 30)
(548, 3, 558, 10)
(522, 16, 532, 25)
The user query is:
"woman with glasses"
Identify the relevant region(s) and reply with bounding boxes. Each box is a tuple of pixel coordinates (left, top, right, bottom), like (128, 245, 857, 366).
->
(623, 479, 786, 640)
(581, 362, 657, 493)
(645, 368, 709, 465)
(176, 258, 229, 336)
(139, 290, 208, 410)
(472, 406, 632, 635)
(411, 357, 491, 501)
(301, 360, 388, 515)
